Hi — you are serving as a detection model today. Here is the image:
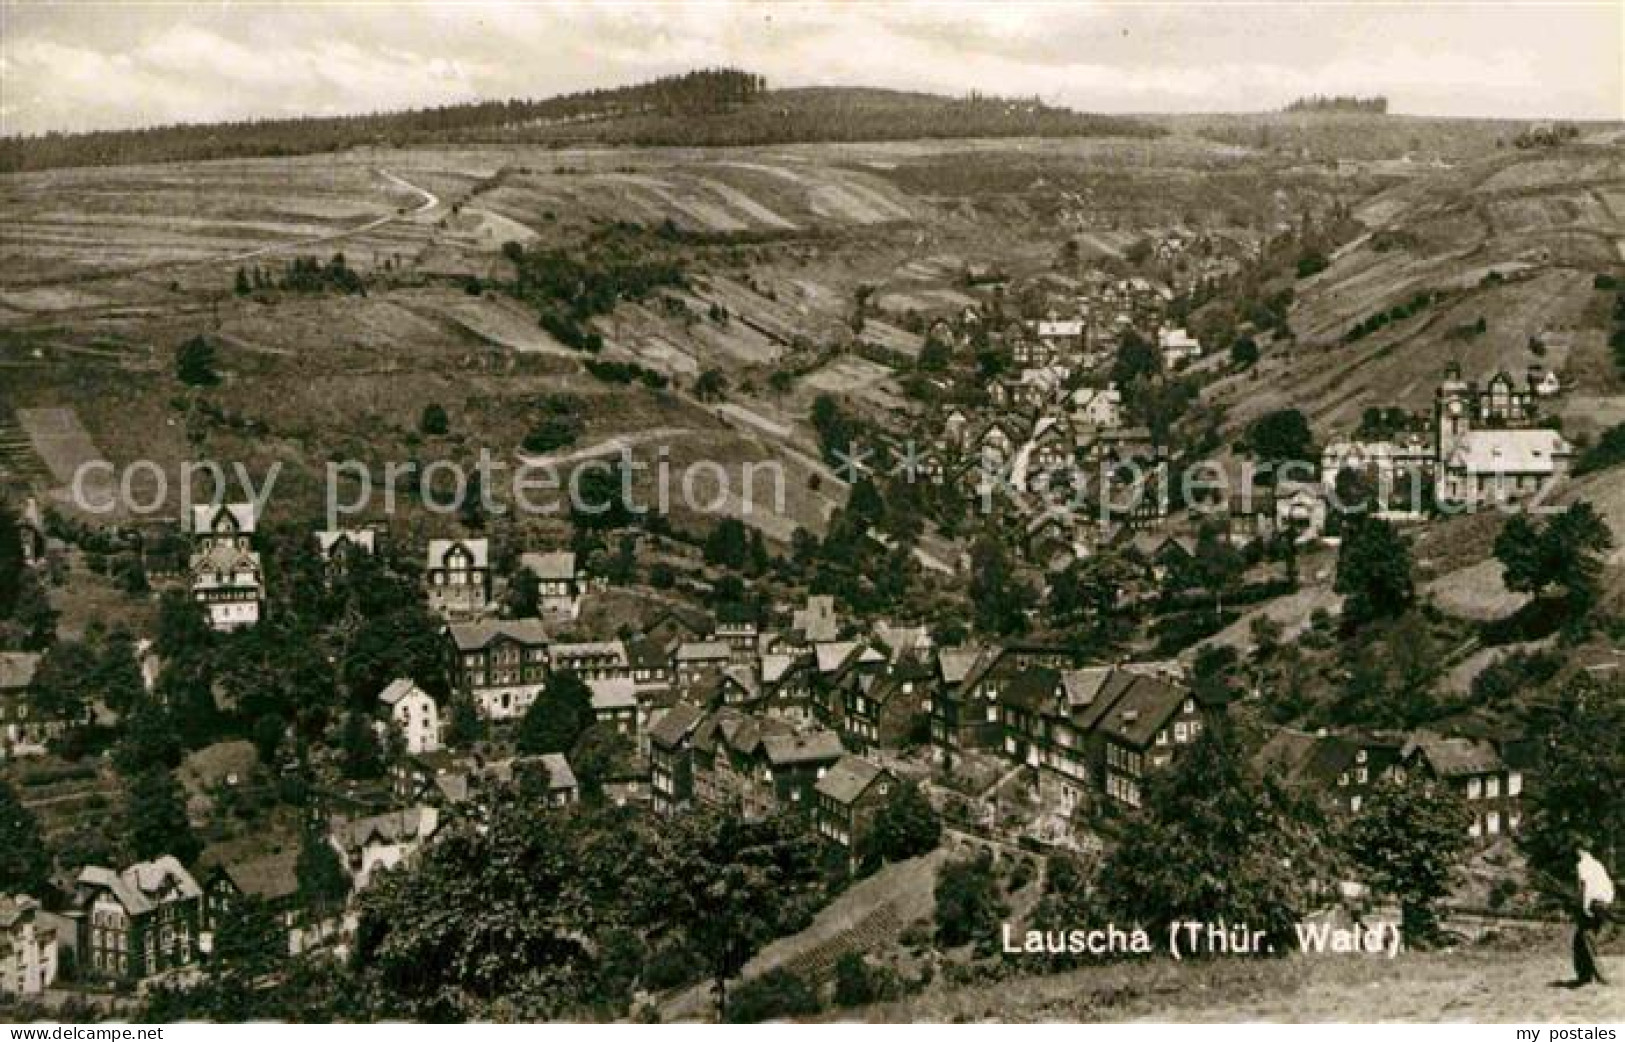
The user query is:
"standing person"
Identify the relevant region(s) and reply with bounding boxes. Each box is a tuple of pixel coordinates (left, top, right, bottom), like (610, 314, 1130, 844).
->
(1574, 849, 1615, 986)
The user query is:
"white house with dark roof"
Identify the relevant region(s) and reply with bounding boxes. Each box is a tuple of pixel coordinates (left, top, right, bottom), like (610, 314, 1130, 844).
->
(378, 678, 440, 754)
(0, 895, 58, 995)
(425, 538, 490, 619)
(187, 503, 262, 631)
(519, 550, 583, 618)
(328, 806, 439, 891)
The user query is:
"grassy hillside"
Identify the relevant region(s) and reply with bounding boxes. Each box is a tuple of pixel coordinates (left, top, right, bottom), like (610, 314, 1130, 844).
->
(833, 933, 1624, 1022)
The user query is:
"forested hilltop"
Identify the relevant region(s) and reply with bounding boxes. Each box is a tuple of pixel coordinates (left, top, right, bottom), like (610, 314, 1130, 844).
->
(0, 69, 1160, 172)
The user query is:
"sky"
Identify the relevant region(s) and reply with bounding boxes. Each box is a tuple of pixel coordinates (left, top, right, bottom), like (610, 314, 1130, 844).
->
(1, 1, 1621, 136)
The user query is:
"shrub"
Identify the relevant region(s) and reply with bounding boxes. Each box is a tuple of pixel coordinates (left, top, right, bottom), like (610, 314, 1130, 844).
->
(725, 967, 821, 1023)
(419, 404, 449, 436)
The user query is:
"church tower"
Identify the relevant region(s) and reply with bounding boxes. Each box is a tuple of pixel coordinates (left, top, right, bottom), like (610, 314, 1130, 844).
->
(1434, 361, 1472, 462)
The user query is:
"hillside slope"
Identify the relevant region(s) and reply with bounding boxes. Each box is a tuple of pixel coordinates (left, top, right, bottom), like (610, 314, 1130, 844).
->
(834, 938, 1623, 1022)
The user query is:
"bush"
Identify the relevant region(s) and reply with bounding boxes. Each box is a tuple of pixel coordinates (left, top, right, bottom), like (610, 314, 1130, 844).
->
(725, 967, 821, 1023)
(419, 404, 449, 436)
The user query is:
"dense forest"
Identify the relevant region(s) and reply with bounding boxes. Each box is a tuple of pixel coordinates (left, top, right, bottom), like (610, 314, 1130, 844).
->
(1283, 95, 1390, 114)
(0, 70, 1157, 172)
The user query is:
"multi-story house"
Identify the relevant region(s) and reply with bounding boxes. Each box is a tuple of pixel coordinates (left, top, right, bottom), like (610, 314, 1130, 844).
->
(0, 895, 58, 996)
(1255, 728, 1407, 815)
(328, 806, 439, 891)
(74, 857, 202, 981)
(395, 750, 577, 810)
(198, 844, 302, 955)
(714, 609, 761, 666)
(1402, 734, 1526, 840)
(814, 755, 899, 870)
(0, 651, 81, 757)
(587, 677, 639, 739)
(425, 538, 490, 619)
(673, 640, 732, 692)
(314, 527, 376, 579)
(648, 703, 705, 814)
(550, 640, 630, 682)
(519, 550, 583, 619)
(378, 677, 441, 755)
(187, 503, 262, 631)
(1092, 672, 1208, 810)
(758, 730, 846, 819)
(446, 619, 550, 720)
(760, 652, 817, 722)
(841, 657, 932, 750)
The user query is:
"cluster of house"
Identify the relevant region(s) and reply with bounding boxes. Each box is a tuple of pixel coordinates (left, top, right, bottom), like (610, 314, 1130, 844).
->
(1318, 364, 1573, 523)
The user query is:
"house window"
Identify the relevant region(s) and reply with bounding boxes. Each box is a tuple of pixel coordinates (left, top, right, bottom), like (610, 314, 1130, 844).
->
(1508, 771, 1522, 796)
(1350, 795, 1362, 813)
(1355, 767, 1368, 784)
(1173, 722, 1188, 743)
(1467, 778, 1482, 800)
(986, 706, 997, 722)
(1486, 812, 1500, 835)
(1183, 699, 1195, 714)
(1155, 729, 1169, 746)
(1485, 777, 1500, 799)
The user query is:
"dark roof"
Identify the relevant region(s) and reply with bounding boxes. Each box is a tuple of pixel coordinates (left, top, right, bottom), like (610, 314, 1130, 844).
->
(221, 850, 300, 902)
(1002, 665, 1061, 713)
(625, 634, 668, 671)
(1405, 734, 1505, 777)
(815, 754, 889, 804)
(1093, 674, 1190, 748)
(649, 702, 706, 749)
(762, 729, 845, 767)
(446, 619, 550, 651)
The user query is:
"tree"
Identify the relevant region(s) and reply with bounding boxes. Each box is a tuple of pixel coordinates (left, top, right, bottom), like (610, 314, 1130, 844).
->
(419, 403, 449, 437)
(1494, 502, 1614, 623)
(860, 779, 941, 868)
(725, 967, 821, 1023)
(124, 768, 201, 865)
(969, 536, 1033, 636)
(1230, 335, 1260, 369)
(1334, 517, 1413, 625)
(0, 781, 51, 895)
(296, 826, 350, 916)
(339, 710, 385, 780)
(1519, 673, 1625, 897)
(516, 670, 594, 756)
(934, 849, 1006, 948)
(175, 335, 220, 386)
(1244, 408, 1316, 473)
(570, 723, 634, 804)
(1343, 777, 1470, 945)
(0, 500, 23, 620)
(445, 693, 483, 747)
(234, 268, 252, 296)
(703, 519, 750, 570)
(155, 589, 212, 660)
(210, 894, 285, 979)
(1096, 721, 1338, 954)
(645, 809, 824, 1019)
(694, 369, 728, 402)
(1111, 331, 1160, 388)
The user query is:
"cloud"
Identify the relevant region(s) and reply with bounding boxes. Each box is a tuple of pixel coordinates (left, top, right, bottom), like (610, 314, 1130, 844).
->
(0, 1, 1618, 135)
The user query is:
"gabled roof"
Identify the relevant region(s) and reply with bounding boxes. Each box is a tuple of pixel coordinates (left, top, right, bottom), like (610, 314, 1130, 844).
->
(427, 537, 489, 570)
(520, 550, 577, 582)
(648, 702, 706, 749)
(815, 641, 861, 675)
(188, 544, 261, 583)
(625, 634, 669, 672)
(330, 806, 439, 853)
(761, 652, 807, 686)
(189, 502, 256, 536)
(0, 651, 41, 692)
(1404, 734, 1506, 777)
(588, 677, 638, 712)
(379, 677, 431, 707)
(1094, 674, 1190, 749)
(721, 665, 761, 701)
(675, 640, 732, 663)
(315, 528, 375, 556)
(78, 857, 201, 916)
(1059, 666, 1115, 709)
(446, 618, 550, 651)
(936, 647, 986, 686)
(552, 640, 629, 666)
(762, 729, 845, 767)
(815, 754, 889, 805)
(1001, 665, 1061, 713)
(218, 849, 299, 902)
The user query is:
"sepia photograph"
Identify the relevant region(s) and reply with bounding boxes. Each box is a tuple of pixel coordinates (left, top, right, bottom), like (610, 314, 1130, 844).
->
(0, 0, 1621, 1029)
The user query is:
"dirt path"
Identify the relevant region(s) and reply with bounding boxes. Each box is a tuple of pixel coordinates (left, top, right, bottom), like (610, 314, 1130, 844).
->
(218, 168, 438, 265)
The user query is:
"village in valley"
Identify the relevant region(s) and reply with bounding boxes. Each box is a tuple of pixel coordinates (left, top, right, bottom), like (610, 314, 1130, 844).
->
(0, 62, 1622, 1024)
